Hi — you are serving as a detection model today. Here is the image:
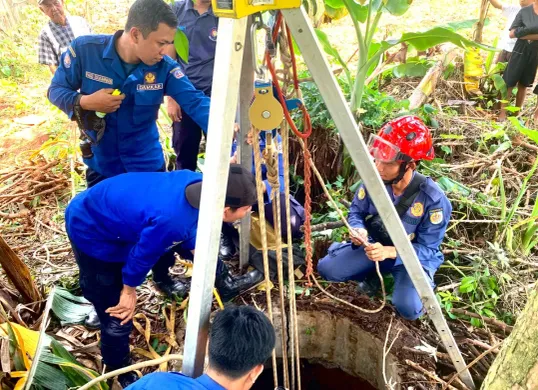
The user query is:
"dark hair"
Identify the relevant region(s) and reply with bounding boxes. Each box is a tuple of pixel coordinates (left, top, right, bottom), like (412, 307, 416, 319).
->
(125, 0, 178, 38)
(208, 305, 276, 379)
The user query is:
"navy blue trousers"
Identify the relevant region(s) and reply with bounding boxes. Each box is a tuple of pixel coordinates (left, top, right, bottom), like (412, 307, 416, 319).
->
(172, 110, 203, 172)
(71, 241, 132, 368)
(317, 242, 435, 320)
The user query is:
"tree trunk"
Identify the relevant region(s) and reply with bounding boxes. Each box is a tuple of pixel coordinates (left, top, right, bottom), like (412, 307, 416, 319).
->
(473, 0, 489, 44)
(482, 289, 538, 389)
(0, 235, 41, 303)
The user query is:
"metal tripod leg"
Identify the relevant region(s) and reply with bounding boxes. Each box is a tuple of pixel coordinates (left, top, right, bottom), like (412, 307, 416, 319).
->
(282, 7, 475, 389)
(238, 16, 254, 269)
(182, 16, 248, 378)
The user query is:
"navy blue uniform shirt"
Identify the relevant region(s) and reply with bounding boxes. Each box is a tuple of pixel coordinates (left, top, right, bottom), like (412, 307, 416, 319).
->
(48, 31, 211, 178)
(125, 372, 225, 390)
(172, 0, 218, 94)
(65, 170, 201, 287)
(349, 175, 452, 272)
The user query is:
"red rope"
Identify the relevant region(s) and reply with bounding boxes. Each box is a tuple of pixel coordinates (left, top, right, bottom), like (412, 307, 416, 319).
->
(264, 12, 314, 286)
(265, 13, 312, 139)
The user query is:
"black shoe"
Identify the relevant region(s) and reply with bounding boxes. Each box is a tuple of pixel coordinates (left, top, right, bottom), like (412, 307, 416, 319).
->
(356, 276, 381, 298)
(215, 265, 264, 302)
(219, 232, 237, 260)
(118, 371, 139, 388)
(84, 306, 100, 330)
(154, 277, 190, 299)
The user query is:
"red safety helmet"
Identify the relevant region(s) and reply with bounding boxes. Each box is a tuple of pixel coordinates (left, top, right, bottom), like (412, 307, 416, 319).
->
(367, 116, 434, 163)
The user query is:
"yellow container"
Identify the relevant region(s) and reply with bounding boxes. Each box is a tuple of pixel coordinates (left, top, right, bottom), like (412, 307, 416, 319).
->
(212, 0, 301, 18)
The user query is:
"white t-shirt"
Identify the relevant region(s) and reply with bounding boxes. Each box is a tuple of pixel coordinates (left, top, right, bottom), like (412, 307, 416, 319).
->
(498, 4, 521, 52)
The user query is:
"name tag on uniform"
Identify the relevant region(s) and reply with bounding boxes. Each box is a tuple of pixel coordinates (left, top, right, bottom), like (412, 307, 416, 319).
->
(85, 71, 113, 85)
(137, 83, 164, 91)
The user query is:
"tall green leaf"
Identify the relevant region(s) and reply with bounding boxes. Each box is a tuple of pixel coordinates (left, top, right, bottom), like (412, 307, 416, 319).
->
(399, 27, 494, 51)
(50, 340, 106, 389)
(491, 73, 507, 98)
(382, 0, 412, 16)
(314, 28, 352, 87)
(342, 0, 369, 23)
(32, 362, 71, 389)
(392, 60, 431, 78)
(324, 0, 345, 8)
(485, 36, 499, 73)
(509, 117, 538, 145)
(174, 29, 189, 64)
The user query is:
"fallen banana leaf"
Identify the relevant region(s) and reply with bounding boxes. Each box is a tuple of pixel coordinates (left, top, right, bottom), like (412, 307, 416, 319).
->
(0, 323, 50, 359)
(51, 287, 93, 326)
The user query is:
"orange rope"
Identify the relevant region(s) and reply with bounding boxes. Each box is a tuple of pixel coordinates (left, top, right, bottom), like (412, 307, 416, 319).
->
(264, 11, 314, 285)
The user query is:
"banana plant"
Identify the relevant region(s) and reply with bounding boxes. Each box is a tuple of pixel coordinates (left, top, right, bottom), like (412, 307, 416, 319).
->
(318, 0, 494, 115)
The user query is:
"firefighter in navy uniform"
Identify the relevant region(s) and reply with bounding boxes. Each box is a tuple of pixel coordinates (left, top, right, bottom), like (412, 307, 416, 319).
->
(65, 166, 263, 387)
(317, 116, 452, 321)
(47, 0, 211, 326)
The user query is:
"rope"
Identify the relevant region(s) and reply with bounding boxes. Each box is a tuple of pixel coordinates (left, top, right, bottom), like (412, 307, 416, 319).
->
(298, 137, 386, 314)
(263, 133, 290, 389)
(265, 13, 312, 140)
(282, 121, 301, 390)
(265, 12, 387, 314)
(252, 127, 279, 388)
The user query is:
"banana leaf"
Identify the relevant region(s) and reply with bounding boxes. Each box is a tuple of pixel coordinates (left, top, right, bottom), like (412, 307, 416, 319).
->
(51, 287, 93, 326)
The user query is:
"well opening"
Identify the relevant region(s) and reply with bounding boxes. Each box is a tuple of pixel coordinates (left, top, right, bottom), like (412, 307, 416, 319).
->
(263, 310, 402, 390)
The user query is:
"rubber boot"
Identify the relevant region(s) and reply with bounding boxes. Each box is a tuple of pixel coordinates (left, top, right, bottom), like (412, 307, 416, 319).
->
(154, 276, 190, 299)
(215, 264, 264, 302)
(83, 306, 101, 330)
(219, 232, 237, 260)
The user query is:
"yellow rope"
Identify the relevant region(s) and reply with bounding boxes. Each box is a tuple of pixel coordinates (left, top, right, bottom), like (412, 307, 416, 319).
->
(282, 121, 301, 390)
(252, 127, 279, 387)
(263, 132, 290, 389)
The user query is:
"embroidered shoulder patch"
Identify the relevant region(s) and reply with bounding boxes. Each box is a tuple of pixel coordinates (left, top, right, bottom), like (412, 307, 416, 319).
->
(64, 53, 71, 68)
(358, 187, 366, 200)
(429, 208, 443, 225)
(170, 67, 184, 79)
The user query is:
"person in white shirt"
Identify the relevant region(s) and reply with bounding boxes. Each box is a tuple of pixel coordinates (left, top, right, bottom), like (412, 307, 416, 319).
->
(489, 0, 533, 63)
(37, 0, 91, 75)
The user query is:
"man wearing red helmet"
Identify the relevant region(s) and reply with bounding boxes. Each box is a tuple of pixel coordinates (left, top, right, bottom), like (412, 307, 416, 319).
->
(317, 116, 452, 320)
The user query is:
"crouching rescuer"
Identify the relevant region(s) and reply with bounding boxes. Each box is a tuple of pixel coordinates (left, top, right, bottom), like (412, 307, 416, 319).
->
(64, 164, 262, 387)
(317, 116, 452, 320)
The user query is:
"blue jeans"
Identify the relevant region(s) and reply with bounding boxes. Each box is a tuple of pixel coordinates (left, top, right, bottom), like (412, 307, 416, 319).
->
(317, 242, 435, 320)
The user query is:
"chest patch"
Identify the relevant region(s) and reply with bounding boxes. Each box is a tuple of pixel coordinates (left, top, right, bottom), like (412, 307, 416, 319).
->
(209, 27, 218, 41)
(144, 71, 156, 84)
(410, 202, 424, 217)
(137, 83, 163, 91)
(85, 71, 113, 85)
